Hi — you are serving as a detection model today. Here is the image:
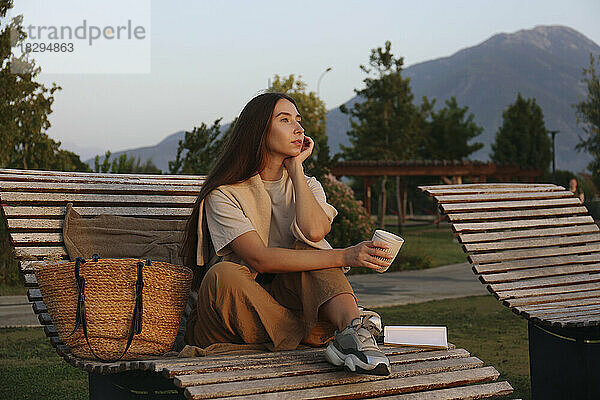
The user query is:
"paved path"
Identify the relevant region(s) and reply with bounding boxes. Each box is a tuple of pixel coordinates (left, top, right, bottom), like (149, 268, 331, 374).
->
(348, 262, 489, 309)
(0, 263, 488, 328)
(0, 295, 39, 328)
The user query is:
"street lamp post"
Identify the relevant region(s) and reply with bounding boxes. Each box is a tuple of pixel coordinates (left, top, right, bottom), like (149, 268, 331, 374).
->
(317, 67, 332, 97)
(548, 130, 559, 183)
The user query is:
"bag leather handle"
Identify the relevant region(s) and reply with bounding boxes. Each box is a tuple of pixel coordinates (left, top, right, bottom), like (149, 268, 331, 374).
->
(66, 256, 145, 362)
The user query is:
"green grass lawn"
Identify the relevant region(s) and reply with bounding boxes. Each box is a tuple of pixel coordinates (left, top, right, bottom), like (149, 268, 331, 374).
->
(395, 224, 467, 267)
(0, 283, 27, 296)
(0, 327, 88, 400)
(0, 295, 529, 400)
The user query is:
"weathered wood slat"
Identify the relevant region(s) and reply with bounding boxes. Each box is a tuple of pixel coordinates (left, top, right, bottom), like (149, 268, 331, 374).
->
(504, 289, 600, 307)
(454, 216, 593, 233)
(2, 168, 200, 179)
(525, 307, 600, 327)
(158, 345, 443, 377)
(489, 273, 600, 292)
(24, 273, 38, 287)
(469, 243, 600, 264)
(517, 296, 600, 312)
(78, 359, 123, 374)
(556, 318, 600, 328)
(0, 174, 204, 187)
(183, 357, 485, 398)
(11, 233, 63, 245)
(530, 315, 598, 328)
(173, 349, 471, 387)
(434, 191, 571, 204)
(190, 366, 500, 400)
(3, 206, 192, 218)
(105, 363, 124, 374)
(44, 325, 58, 337)
(474, 253, 600, 274)
(21, 260, 48, 273)
(1, 192, 197, 205)
(494, 281, 600, 300)
(479, 263, 600, 284)
(15, 246, 67, 259)
(545, 309, 600, 323)
(465, 233, 600, 253)
(449, 206, 588, 222)
(32, 300, 47, 314)
(374, 381, 514, 399)
(418, 183, 556, 191)
(513, 304, 600, 319)
(459, 224, 599, 244)
(13, 229, 187, 245)
(0, 180, 202, 195)
(0, 169, 205, 183)
(442, 197, 581, 213)
(6, 218, 63, 231)
(74, 359, 85, 370)
(525, 302, 600, 318)
(38, 312, 52, 325)
(559, 318, 600, 328)
(27, 288, 43, 301)
(55, 343, 69, 354)
(62, 353, 77, 368)
(543, 316, 599, 328)
(155, 348, 334, 375)
(423, 186, 562, 196)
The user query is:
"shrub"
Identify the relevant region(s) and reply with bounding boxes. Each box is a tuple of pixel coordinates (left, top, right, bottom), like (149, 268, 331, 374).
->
(321, 174, 431, 274)
(321, 174, 374, 249)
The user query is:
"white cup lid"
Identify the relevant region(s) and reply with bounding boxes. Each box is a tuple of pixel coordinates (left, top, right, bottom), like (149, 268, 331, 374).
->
(374, 229, 404, 243)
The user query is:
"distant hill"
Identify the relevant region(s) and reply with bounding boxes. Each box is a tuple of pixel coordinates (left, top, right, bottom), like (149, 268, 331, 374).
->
(85, 131, 185, 172)
(88, 25, 600, 174)
(327, 25, 600, 173)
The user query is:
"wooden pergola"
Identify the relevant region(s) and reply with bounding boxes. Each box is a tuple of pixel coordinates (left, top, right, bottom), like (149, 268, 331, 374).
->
(330, 160, 543, 219)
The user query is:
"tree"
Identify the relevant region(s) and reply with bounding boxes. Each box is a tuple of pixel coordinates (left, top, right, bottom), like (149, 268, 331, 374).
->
(490, 93, 551, 172)
(340, 41, 428, 227)
(420, 97, 484, 160)
(0, 0, 87, 171)
(168, 119, 230, 175)
(94, 151, 161, 174)
(268, 75, 330, 177)
(575, 54, 600, 186)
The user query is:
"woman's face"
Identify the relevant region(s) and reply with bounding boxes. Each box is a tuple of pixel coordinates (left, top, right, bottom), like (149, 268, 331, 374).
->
(569, 178, 577, 191)
(265, 99, 305, 160)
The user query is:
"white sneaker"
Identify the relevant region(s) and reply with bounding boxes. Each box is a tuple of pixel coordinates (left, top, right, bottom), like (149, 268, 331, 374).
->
(324, 317, 390, 376)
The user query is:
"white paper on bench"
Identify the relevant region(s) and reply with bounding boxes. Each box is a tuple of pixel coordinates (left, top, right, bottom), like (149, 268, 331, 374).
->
(384, 325, 448, 349)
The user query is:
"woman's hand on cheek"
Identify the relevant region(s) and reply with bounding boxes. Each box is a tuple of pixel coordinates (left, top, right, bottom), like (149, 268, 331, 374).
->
(284, 136, 314, 173)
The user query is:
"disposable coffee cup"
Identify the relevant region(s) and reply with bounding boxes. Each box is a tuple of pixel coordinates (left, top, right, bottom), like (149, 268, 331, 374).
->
(371, 229, 404, 273)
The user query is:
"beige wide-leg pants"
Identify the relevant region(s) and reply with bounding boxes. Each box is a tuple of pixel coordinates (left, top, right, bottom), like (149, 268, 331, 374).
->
(185, 262, 356, 351)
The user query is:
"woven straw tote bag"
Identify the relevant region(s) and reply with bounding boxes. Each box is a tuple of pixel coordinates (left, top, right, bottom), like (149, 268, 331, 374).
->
(35, 255, 193, 361)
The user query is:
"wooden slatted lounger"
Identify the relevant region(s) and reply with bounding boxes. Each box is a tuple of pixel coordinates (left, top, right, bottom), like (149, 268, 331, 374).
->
(420, 183, 600, 400)
(0, 168, 513, 399)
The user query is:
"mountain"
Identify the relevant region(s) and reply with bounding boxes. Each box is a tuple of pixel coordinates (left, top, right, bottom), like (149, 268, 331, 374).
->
(327, 25, 600, 173)
(86, 130, 186, 172)
(87, 25, 600, 174)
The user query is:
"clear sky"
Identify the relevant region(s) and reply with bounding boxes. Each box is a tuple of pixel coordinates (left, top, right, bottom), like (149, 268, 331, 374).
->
(6, 0, 600, 158)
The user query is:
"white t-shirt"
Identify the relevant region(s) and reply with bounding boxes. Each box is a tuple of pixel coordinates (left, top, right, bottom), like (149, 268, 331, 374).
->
(205, 170, 337, 257)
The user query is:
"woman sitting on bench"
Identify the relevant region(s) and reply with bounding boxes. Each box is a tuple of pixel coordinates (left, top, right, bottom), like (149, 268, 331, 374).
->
(181, 92, 393, 375)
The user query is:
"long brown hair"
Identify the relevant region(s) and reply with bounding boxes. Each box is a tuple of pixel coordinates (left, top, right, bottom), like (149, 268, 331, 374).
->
(180, 92, 298, 271)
